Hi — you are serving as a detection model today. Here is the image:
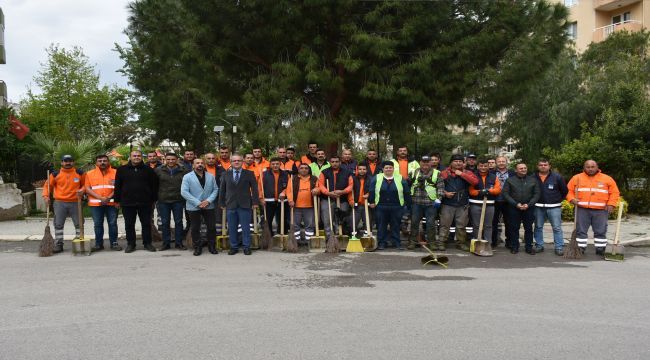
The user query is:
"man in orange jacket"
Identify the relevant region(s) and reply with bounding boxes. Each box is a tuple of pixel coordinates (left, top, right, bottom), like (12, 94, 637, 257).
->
(42, 154, 85, 253)
(566, 160, 620, 255)
(85, 154, 122, 252)
(286, 163, 320, 245)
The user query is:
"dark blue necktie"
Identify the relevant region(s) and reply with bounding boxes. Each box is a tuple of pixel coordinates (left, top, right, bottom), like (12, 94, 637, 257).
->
(234, 170, 240, 183)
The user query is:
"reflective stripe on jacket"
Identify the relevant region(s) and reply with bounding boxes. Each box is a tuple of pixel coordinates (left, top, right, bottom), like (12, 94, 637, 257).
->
(566, 171, 620, 210)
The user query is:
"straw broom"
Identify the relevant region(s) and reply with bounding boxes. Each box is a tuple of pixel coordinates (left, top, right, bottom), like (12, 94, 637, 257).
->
(564, 205, 582, 259)
(286, 207, 298, 253)
(260, 204, 273, 250)
(325, 179, 340, 253)
(38, 170, 54, 257)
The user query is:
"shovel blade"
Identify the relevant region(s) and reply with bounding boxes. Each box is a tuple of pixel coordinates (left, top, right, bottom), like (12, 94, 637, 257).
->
(604, 244, 625, 261)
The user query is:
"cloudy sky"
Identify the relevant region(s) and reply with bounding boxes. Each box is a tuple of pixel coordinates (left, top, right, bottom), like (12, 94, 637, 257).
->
(1, 0, 132, 103)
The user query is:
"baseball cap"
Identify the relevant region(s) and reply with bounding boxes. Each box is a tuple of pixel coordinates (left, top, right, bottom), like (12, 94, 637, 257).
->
(467, 153, 477, 159)
(61, 155, 74, 161)
(420, 155, 431, 162)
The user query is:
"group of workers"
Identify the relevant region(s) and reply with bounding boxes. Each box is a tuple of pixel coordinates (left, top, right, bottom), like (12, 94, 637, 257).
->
(42, 142, 620, 257)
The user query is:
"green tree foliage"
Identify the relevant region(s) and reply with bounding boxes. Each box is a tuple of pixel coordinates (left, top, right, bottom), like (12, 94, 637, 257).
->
(20, 45, 131, 142)
(533, 31, 650, 213)
(119, 0, 568, 153)
(506, 31, 650, 165)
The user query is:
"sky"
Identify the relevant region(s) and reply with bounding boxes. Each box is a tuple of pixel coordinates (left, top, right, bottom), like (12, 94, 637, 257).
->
(1, 0, 132, 104)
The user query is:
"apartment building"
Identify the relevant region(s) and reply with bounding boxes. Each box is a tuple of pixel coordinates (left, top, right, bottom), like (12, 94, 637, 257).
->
(560, 0, 649, 52)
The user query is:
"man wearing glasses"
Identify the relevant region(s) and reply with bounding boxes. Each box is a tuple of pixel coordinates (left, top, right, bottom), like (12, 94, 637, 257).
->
(218, 154, 259, 255)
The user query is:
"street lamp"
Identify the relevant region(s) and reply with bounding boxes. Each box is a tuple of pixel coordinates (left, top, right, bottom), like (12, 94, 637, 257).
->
(223, 109, 240, 150)
(213, 125, 224, 150)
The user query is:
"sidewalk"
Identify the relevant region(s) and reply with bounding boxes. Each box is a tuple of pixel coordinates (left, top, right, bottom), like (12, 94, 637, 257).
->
(0, 214, 648, 245)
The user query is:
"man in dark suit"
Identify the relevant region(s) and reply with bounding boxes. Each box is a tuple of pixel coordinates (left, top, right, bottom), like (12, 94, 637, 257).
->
(218, 154, 260, 255)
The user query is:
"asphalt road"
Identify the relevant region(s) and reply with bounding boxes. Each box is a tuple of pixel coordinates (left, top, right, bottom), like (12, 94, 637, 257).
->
(1, 243, 649, 360)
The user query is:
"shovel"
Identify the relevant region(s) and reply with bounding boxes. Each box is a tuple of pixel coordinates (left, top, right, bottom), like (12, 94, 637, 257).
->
(272, 200, 288, 250)
(360, 200, 377, 251)
(216, 209, 229, 251)
(470, 196, 493, 257)
(604, 202, 625, 262)
(251, 207, 261, 249)
(310, 195, 325, 249)
(72, 197, 91, 256)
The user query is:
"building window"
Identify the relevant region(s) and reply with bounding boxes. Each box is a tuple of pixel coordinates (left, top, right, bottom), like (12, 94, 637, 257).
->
(564, 0, 578, 7)
(612, 12, 630, 25)
(567, 22, 577, 41)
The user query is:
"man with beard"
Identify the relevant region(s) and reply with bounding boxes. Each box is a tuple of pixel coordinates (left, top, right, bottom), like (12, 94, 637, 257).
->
(114, 150, 159, 253)
(181, 158, 219, 256)
(42, 154, 85, 254)
(85, 154, 122, 252)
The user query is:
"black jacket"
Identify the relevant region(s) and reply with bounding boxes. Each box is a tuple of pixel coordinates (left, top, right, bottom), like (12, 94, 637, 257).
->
(218, 168, 260, 209)
(114, 161, 159, 206)
(503, 174, 540, 208)
(535, 171, 568, 206)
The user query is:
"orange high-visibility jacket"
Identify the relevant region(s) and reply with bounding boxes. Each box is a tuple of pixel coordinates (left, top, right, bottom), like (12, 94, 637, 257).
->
(566, 171, 620, 210)
(85, 166, 117, 206)
(42, 167, 85, 202)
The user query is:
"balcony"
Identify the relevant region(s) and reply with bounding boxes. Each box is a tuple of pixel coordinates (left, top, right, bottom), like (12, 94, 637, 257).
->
(593, 20, 643, 42)
(594, 0, 641, 11)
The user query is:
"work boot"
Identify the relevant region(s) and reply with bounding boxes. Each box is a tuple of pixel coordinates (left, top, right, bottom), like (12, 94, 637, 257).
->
(595, 247, 605, 256)
(208, 240, 218, 255)
(91, 245, 104, 252)
(456, 243, 470, 252)
(144, 243, 157, 252)
(159, 244, 171, 251)
(554, 248, 564, 256)
(110, 243, 123, 251)
(535, 246, 544, 253)
(124, 244, 136, 253)
(433, 242, 446, 251)
(53, 243, 64, 254)
(193, 246, 202, 256)
(407, 242, 416, 250)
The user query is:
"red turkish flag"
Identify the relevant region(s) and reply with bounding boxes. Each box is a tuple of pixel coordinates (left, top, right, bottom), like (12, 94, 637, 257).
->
(8, 114, 30, 140)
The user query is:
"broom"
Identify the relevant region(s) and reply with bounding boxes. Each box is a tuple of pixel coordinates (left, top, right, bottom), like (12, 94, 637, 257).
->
(325, 179, 340, 253)
(346, 187, 364, 253)
(260, 204, 273, 250)
(38, 170, 54, 257)
(564, 205, 582, 260)
(286, 207, 298, 253)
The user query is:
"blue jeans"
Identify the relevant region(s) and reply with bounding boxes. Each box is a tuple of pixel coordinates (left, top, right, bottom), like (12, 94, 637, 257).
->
(534, 206, 564, 250)
(157, 201, 185, 246)
(227, 208, 253, 250)
(90, 205, 118, 247)
(376, 205, 403, 248)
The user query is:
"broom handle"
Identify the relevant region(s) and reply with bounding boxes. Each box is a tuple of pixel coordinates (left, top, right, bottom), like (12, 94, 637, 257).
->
(364, 200, 371, 236)
(478, 196, 487, 240)
(222, 208, 227, 236)
(351, 192, 356, 237)
(336, 197, 343, 236)
(280, 200, 285, 236)
(46, 170, 51, 223)
(78, 198, 84, 239)
(613, 201, 624, 246)
(313, 195, 320, 234)
(327, 180, 335, 234)
(253, 206, 258, 233)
